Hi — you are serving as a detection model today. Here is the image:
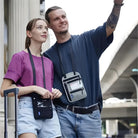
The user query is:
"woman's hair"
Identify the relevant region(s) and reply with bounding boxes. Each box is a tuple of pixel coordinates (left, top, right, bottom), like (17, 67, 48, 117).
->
(25, 18, 47, 49)
(45, 6, 62, 23)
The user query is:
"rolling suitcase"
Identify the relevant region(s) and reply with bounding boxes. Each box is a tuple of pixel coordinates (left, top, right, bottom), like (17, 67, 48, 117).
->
(4, 88, 19, 138)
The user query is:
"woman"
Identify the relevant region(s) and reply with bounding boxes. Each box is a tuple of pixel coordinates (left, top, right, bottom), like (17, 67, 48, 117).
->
(0, 18, 62, 138)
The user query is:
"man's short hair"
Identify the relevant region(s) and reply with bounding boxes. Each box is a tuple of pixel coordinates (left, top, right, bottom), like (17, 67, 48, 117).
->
(45, 6, 62, 23)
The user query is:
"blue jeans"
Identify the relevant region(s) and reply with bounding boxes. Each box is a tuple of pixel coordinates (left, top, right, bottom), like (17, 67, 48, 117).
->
(56, 106, 102, 138)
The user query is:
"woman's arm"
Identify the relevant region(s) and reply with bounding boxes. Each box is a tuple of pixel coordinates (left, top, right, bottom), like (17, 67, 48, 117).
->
(0, 79, 53, 98)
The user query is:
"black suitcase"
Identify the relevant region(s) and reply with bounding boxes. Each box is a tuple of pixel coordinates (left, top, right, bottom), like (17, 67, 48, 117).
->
(4, 88, 19, 138)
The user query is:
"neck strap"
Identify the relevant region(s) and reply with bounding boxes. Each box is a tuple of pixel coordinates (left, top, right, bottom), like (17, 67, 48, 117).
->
(27, 48, 46, 88)
(57, 38, 76, 77)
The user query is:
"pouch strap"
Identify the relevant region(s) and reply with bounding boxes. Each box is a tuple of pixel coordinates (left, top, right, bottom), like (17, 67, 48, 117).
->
(27, 48, 46, 96)
(57, 37, 76, 78)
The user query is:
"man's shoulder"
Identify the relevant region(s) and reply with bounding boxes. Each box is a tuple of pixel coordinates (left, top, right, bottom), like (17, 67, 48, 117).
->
(43, 45, 56, 58)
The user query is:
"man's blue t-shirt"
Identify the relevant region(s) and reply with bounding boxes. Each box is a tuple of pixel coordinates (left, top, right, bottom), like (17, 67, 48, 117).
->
(44, 23, 113, 111)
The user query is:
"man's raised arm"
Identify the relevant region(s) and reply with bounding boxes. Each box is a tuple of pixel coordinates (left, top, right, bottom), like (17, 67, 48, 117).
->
(106, 0, 124, 37)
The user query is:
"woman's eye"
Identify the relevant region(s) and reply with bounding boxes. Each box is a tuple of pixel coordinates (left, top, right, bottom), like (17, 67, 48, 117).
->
(37, 26, 42, 29)
(45, 27, 48, 31)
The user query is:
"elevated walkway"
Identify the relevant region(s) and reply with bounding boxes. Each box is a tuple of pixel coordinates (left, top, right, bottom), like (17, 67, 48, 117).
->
(101, 100, 137, 119)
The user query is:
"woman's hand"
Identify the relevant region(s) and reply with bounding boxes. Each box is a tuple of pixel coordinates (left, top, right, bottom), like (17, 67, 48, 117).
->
(52, 88, 62, 99)
(34, 86, 53, 99)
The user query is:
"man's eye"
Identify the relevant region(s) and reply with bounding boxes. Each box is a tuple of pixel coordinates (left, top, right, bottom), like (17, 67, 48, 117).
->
(54, 18, 59, 21)
(62, 16, 66, 19)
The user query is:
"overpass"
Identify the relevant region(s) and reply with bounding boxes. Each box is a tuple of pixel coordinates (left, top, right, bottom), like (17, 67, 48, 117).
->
(102, 100, 137, 119)
(100, 23, 138, 136)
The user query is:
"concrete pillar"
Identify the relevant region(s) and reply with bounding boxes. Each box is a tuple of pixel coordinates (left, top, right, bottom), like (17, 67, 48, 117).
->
(106, 120, 118, 137)
(0, 0, 4, 84)
(0, 0, 4, 112)
(0, 0, 4, 137)
(8, 0, 29, 60)
(8, 0, 29, 124)
(130, 76, 138, 132)
(29, 0, 40, 19)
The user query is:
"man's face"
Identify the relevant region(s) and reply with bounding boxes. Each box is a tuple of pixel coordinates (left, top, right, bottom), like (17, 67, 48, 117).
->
(48, 9, 69, 35)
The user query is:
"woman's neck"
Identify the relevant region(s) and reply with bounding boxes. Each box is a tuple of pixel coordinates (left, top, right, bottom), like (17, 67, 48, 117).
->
(29, 45, 41, 57)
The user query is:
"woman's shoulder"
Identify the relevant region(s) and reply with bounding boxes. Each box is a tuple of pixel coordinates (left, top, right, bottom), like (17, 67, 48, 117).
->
(11, 50, 28, 61)
(13, 50, 27, 57)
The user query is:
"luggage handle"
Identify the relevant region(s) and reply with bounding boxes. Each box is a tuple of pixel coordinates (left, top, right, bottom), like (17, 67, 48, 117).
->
(4, 88, 19, 138)
(4, 88, 19, 96)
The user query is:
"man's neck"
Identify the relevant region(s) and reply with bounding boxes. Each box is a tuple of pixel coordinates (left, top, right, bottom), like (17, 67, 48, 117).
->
(56, 32, 71, 43)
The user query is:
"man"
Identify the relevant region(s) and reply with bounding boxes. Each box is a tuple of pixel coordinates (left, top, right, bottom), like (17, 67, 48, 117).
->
(44, 0, 124, 137)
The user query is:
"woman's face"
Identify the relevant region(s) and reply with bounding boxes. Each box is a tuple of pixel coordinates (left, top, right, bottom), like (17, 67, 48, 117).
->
(29, 20, 48, 43)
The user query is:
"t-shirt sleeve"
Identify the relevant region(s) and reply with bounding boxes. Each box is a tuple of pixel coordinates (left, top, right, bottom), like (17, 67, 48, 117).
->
(4, 53, 23, 83)
(84, 22, 113, 58)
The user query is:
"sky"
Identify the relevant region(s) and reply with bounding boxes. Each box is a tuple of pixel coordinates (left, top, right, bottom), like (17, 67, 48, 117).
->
(45, 0, 138, 79)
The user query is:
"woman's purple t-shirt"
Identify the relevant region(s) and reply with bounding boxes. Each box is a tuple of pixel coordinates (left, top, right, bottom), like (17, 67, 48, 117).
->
(4, 51, 53, 92)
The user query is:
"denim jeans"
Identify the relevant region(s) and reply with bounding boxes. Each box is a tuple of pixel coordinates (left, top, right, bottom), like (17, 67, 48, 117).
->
(56, 106, 102, 138)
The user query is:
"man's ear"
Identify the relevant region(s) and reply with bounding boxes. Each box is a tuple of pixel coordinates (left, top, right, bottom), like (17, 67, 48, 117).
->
(26, 30, 32, 38)
(46, 20, 51, 29)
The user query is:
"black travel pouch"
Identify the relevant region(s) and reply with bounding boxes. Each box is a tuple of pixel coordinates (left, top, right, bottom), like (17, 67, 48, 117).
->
(32, 94, 53, 119)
